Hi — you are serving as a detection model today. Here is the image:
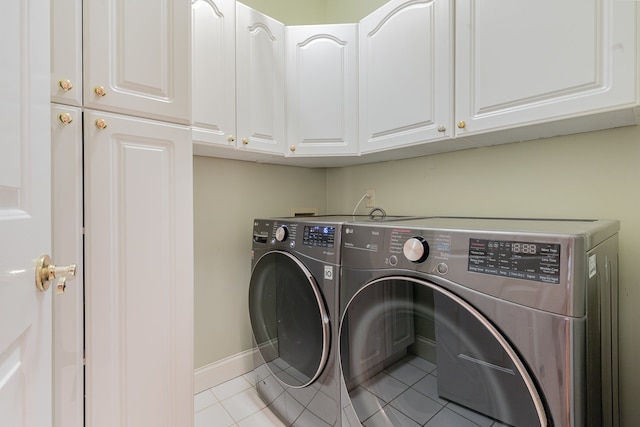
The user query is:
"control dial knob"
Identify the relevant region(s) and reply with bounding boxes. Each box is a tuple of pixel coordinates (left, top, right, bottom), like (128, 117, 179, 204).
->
(403, 236, 429, 263)
(275, 225, 289, 242)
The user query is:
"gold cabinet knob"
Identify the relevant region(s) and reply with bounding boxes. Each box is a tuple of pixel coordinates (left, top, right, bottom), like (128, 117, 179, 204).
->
(457, 120, 466, 129)
(437, 125, 446, 133)
(57, 113, 73, 125)
(95, 118, 108, 130)
(58, 79, 73, 91)
(242, 138, 249, 145)
(290, 146, 296, 152)
(94, 86, 107, 97)
(227, 135, 235, 143)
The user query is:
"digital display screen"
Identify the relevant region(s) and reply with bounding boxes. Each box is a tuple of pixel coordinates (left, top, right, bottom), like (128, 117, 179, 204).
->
(303, 225, 335, 248)
(468, 238, 561, 284)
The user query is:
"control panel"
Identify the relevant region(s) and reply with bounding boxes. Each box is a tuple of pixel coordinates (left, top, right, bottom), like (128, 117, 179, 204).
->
(468, 238, 561, 284)
(302, 225, 336, 248)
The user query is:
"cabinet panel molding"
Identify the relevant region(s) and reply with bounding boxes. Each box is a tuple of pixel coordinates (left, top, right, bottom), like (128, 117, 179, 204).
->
(84, 0, 191, 124)
(287, 24, 359, 157)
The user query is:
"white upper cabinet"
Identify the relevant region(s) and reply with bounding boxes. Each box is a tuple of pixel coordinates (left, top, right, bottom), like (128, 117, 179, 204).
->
(455, 0, 639, 141)
(83, 0, 191, 124)
(286, 24, 359, 157)
(51, 0, 82, 106)
(236, 3, 286, 155)
(359, 0, 454, 154)
(192, 0, 237, 149)
(188, 0, 638, 165)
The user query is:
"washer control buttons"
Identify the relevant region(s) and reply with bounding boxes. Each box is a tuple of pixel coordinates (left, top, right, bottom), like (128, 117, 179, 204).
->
(436, 262, 449, 275)
(403, 236, 430, 263)
(388, 255, 398, 266)
(275, 225, 288, 242)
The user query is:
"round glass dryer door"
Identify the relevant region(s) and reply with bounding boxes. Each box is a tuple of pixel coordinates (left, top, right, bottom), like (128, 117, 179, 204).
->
(249, 251, 330, 388)
(340, 277, 548, 427)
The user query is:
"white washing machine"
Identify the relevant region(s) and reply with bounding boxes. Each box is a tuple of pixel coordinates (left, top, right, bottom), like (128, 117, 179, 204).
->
(339, 217, 619, 427)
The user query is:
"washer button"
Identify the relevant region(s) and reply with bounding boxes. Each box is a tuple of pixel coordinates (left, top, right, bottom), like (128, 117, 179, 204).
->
(389, 255, 398, 266)
(437, 263, 448, 275)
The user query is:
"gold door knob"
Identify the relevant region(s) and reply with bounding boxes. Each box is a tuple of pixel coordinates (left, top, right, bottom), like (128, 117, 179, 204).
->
(94, 86, 107, 97)
(57, 113, 73, 125)
(242, 138, 249, 145)
(227, 135, 235, 143)
(95, 119, 108, 130)
(457, 120, 466, 129)
(58, 79, 73, 91)
(290, 146, 296, 152)
(35, 254, 77, 292)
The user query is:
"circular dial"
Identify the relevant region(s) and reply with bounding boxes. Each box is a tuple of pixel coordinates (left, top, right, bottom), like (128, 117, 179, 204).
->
(403, 236, 429, 263)
(275, 225, 289, 242)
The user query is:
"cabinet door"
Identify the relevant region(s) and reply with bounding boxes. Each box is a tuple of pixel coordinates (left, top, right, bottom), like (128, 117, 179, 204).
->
(83, 110, 193, 427)
(83, 0, 191, 124)
(359, 0, 453, 154)
(192, 0, 236, 148)
(346, 285, 387, 381)
(286, 24, 358, 157)
(51, 105, 84, 427)
(385, 281, 415, 356)
(455, 0, 638, 137)
(51, 0, 82, 106)
(236, 3, 286, 155)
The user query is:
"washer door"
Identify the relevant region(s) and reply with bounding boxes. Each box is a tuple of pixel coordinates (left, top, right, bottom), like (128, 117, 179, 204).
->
(340, 277, 548, 427)
(249, 251, 330, 388)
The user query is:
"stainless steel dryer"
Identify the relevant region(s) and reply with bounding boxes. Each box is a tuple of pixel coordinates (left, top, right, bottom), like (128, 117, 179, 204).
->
(249, 215, 418, 426)
(339, 217, 619, 427)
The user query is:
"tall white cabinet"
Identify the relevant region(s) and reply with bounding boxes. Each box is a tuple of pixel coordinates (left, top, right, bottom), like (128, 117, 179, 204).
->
(83, 110, 193, 427)
(51, 1, 194, 427)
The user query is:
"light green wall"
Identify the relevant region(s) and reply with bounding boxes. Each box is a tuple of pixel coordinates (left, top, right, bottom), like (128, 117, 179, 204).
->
(324, 0, 389, 23)
(237, 0, 389, 24)
(327, 124, 640, 427)
(193, 157, 327, 367)
(237, 0, 326, 24)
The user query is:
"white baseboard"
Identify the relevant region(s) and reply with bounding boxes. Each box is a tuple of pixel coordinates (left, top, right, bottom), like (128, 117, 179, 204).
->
(194, 348, 257, 394)
(194, 336, 436, 394)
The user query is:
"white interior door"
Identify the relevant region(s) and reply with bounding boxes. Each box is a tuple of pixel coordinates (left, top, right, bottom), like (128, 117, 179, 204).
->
(0, 0, 53, 426)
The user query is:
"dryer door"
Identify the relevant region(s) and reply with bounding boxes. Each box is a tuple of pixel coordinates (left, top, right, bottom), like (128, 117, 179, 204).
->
(249, 250, 330, 388)
(340, 276, 548, 427)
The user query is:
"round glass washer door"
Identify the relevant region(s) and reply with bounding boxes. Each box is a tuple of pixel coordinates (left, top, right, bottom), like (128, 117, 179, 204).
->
(249, 250, 330, 388)
(340, 276, 548, 427)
